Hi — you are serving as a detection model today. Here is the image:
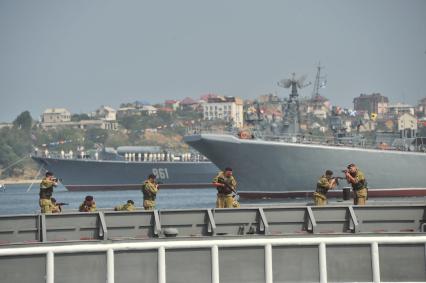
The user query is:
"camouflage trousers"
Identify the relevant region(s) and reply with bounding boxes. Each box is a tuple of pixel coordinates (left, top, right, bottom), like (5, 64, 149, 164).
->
(353, 188, 367, 205)
(39, 198, 54, 213)
(216, 194, 234, 208)
(313, 192, 327, 206)
(143, 199, 156, 210)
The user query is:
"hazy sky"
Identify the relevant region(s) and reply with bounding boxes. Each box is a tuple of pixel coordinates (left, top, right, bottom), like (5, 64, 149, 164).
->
(1, 0, 425, 122)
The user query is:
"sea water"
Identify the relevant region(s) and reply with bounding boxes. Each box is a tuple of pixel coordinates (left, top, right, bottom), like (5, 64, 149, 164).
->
(0, 183, 218, 215)
(2, 184, 425, 215)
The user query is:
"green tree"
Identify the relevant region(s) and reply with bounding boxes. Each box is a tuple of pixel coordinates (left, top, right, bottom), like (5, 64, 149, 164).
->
(71, 113, 91, 121)
(13, 111, 32, 130)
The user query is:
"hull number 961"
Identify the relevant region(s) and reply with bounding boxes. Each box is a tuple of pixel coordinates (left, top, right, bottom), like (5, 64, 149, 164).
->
(152, 168, 169, 179)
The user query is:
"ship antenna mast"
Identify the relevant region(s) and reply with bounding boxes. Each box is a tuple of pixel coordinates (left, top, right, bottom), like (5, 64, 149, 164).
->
(311, 63, 327, 98)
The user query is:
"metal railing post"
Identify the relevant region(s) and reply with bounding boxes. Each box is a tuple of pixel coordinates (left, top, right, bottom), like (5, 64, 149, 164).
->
(211, 245, 219, 283)
(107, 248, 114, 283)
(371, 242, 381, 283)
(158, 246, 166, 283)
(265, 244, 273, 283)
(318, 242, 327, 283)
(46, 251, 54, 283)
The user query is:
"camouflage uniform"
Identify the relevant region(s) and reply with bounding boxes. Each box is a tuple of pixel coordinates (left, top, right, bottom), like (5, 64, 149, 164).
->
(79, 202, 97, 212)
(350, 170, 367, 205)
(51, 203, 61, 213)
(142, 180, 158, 210)
(313, 176, 334, 206)
(114, 203, 136, 211)
(39, 177, 55, 213)
(213, 171, 237, 208)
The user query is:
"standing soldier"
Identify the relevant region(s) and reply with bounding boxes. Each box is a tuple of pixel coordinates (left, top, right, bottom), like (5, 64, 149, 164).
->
(39, 171, 58, 213)
(142, 174, 159, 210)
(344, 163, 368, 205)
(313, 170, 337, 206)
(114, 200, 136, 211)
(212, 167, 237, 208)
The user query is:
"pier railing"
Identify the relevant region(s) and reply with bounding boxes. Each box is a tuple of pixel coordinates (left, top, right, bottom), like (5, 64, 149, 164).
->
(1, 205, 425, 244)
(1, 233, 426, 282)
(1, 205, 426, 282)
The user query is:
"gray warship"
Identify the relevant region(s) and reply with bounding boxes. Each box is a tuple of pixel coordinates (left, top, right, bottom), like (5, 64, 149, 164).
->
(184, 68, 426, 196)
(32, 146, 218, 191)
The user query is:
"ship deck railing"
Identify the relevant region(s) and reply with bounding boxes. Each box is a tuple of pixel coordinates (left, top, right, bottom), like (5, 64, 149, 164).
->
(1, 204, 426, 282)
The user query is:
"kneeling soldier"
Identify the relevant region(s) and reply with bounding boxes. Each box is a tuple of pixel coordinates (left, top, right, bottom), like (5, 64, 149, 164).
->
(79, 195, 97, 212)
(114, 200, 135, 211)
(313, 170, 337, 206)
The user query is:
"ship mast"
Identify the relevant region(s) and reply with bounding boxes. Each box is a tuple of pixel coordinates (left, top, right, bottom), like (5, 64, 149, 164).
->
(311, 63, 326, 98)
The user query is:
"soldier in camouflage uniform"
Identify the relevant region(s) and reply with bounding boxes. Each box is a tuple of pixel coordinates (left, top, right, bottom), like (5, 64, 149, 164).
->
(212, 167, 237, 208)
(79, 195, 97, 212)
(114, 200, 136, 211)
(345, 163, 368, 205)
(39, 172, 58, 213)
(142, 174, 159, 210)
(313, 170, 337, 206)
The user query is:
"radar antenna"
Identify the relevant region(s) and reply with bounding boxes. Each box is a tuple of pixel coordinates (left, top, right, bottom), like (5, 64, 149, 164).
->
(277, 73, 311, 135)
(278, 73, 311, 101)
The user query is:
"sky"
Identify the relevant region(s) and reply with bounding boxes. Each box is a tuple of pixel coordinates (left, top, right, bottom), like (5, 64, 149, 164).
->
(1, 0, 426, 122)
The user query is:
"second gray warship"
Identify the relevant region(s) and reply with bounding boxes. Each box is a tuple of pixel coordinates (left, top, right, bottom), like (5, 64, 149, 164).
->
(184, 67, 426, 196)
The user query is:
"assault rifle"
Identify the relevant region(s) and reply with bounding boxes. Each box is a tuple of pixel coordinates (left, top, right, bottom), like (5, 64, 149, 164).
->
(331, 177, 346, 186)
(218, 177, 237, 194)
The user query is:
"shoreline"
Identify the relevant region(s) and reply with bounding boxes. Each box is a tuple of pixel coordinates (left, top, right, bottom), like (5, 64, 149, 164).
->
(0, 179, 41, 185)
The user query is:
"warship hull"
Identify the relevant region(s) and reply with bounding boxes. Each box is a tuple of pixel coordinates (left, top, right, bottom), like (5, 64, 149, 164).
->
(184, 134, 426, 195)
(32, 157, 219, 191)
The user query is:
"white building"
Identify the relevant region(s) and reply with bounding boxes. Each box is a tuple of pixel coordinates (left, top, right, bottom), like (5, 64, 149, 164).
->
(388, 103, 415, 116)
(141, 105, 158, 115)
(398, 113, 417, 131)
(203, 96, 244, 128)
(96, 106, 116, 121)
(42, 108, 71, 123)
(41, 120, 117, 130)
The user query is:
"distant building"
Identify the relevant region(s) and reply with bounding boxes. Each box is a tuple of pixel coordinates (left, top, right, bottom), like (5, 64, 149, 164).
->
(164, 100, 180, 111)
(0, 123, 12, 129)
(199, 93, 218, 102)
(388, 103, 415, 116)
(116, 107, 142, 118)
(180, 97, 199, 110)
(42, 108, 71, 123)
(353, 93, 389, 116)
(41, 120, 117, 130)
(203, 96, 244, 128)
(95, 106, 116, 121)
(398, 113, 417, 137)
(416, 97, 426, 117)
(306, 95, 331, 119)
(141, 105, 158, 115)
(257, 93, 281, 104)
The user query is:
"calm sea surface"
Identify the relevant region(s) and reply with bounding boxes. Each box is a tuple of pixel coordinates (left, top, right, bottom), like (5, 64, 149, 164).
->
(2, 184, 425, 215)
(0, 183, 221, 215)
